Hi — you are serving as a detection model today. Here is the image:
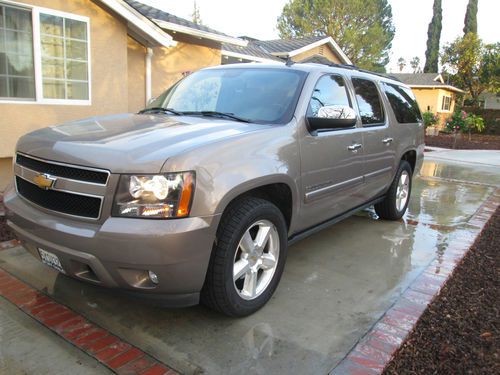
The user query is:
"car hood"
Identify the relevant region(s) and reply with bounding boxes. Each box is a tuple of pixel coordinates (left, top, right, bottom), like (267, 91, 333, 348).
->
(16, 113, 267, 173)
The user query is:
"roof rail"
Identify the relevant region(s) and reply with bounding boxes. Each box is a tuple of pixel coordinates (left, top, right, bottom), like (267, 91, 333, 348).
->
(328, 63, 401, 82)
(301, 61, 402, 82)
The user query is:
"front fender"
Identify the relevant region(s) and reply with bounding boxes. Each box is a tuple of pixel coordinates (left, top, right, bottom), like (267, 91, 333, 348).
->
(161, 123, 301, 224)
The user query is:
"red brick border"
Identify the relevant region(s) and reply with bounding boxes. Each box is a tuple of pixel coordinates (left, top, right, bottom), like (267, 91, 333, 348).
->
(330, 188, 500, 375)
(0, 268, 178, 375)
(0, 239, 20, 250)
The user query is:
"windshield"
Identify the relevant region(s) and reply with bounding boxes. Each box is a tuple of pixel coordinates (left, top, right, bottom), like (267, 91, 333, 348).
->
(143, 68, 307, 124)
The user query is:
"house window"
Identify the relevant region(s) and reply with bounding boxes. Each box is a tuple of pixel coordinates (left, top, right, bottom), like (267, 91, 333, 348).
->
(0, 1, 90, 104)
(0, 4, 35, 99)
(441, 95, 451, 111)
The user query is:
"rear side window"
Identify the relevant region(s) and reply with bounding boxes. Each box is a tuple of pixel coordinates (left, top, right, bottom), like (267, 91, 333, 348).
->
(351, 78, 385, 126)
(307, 74, 351, 117)
(383, 83, 422, 123)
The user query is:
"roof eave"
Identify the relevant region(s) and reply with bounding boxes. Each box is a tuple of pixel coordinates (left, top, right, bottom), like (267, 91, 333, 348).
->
(409, 84, 465, 93)
(282, 37, 352, 65)
(153, 19, 248, 47)
(98, 0, 176, 47)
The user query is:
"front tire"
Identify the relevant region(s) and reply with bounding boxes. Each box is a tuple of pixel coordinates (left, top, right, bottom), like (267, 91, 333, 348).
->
(375, 160, 412, 220)
(201, 197, 287, 317)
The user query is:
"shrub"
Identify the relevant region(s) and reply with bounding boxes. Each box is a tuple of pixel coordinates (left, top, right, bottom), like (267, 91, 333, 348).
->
(464, 114, 485, 133)
(446, 110, 468, 133)
(422, 111, 439, 128)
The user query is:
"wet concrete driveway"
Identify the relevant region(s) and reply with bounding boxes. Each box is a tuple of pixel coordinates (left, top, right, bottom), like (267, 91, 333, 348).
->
(0, 157, 498, 375)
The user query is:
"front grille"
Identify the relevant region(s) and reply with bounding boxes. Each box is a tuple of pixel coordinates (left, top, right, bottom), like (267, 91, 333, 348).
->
(16, 154, 109, 184)
(16, 177, 102, 219)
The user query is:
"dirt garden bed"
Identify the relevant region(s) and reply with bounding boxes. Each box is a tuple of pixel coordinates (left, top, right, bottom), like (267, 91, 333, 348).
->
(425, 134, 500, 150)
(383, 206, 500, 375)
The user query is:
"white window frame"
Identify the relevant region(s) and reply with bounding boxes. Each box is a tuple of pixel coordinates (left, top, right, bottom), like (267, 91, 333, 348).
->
(0, 0, 91, 105)
(441, 95, 451, 112)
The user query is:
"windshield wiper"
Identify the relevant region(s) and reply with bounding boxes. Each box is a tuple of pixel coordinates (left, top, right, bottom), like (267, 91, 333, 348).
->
(183, 111, 251, 123)
(138, 107, 182, 115)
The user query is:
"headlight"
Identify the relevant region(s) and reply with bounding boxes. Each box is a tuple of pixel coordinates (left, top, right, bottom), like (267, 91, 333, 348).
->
(112, 172, 195, 218)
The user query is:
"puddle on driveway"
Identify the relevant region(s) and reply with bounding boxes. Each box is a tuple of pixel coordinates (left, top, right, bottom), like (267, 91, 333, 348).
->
(0, 159, 497, 375)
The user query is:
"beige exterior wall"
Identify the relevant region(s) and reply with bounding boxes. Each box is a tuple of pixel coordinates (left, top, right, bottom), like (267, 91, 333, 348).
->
(151, 41, 221, 98)
(412, 88, 456, 128)
(0, 0, 130, 158)
(0, 158, 13, 192)
(127, 36, 146, 112)
(292, 44, 342, 64)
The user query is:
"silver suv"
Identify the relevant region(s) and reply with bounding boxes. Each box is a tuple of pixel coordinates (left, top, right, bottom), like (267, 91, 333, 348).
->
(5, 63, 424, 316)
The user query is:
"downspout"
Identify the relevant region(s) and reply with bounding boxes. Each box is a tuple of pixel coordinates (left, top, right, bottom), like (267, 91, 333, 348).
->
(145, 47, 153, 104)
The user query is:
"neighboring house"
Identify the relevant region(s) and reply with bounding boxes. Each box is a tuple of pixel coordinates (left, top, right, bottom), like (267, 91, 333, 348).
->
(392, 73, 464, 127)
(0, 0, 246, 190)
(479, 92, 500, 110)
(221, 36, 352, 65)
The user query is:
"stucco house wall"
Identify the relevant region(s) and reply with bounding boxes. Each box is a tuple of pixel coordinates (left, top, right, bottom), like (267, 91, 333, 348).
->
(412, 88, 457, 127)
(292, 44, 342, 64)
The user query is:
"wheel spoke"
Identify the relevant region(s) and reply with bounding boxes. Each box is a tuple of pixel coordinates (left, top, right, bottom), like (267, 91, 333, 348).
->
(255, 225, 271, 251)
(233, 259, 250, 281)
(242, 270, 258, 298)
(239, 230, 255, 254)
(260, 253, 276, 270)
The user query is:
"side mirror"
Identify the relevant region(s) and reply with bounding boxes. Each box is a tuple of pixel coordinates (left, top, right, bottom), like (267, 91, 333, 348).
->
(307, 105, 357, 132)
(147, 96, 156, 105)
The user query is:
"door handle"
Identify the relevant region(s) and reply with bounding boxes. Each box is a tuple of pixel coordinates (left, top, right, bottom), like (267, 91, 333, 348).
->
(348, 143, 362, 152)
(382, 137, 393, 144)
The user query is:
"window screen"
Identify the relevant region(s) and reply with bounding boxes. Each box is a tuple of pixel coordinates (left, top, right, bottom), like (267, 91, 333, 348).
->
(0, 4, 35, 99)
(351, 78, 384, 125)
(40, 13, 89, 100)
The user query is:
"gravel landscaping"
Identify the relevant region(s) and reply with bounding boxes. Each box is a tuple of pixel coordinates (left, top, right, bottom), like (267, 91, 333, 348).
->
(383, 206, 500, 375)
(425, 134, 500, 150)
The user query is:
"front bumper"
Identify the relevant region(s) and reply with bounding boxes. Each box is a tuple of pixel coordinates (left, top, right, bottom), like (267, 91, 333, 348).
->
(4, 187, 220, 307)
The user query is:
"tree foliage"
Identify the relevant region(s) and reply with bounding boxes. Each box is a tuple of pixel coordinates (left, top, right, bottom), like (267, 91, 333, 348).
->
(276, 0, 395, 72)
(397, 57, 406, 72)
(424, 0, 442, 73)
(191, 1, 202, 25)
(441, 34, 500, 105)
(463, 0, 478, 35)
(410, 56, 421, 73)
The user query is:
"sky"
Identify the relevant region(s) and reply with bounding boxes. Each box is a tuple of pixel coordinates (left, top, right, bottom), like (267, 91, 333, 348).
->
(139, 0, 498, 72)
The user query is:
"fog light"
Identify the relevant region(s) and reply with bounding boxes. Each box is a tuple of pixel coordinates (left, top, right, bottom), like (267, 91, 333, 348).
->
(148, 270, 159, 284)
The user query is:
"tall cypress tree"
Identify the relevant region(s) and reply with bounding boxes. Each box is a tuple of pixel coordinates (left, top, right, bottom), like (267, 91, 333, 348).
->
(424, 0, 442, 73)
(463, 0, 478, 35)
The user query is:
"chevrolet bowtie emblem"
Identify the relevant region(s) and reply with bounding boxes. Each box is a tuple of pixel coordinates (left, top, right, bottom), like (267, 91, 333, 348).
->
(32, 173, 57, 189)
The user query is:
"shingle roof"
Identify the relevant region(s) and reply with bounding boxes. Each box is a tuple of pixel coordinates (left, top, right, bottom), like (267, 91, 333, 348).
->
(392, 73, 464, 93)
(391, 73, 444, 86)
(253, 36, 326, 54)
(124, 0, 235, 39)
(221, 42, 283, 62)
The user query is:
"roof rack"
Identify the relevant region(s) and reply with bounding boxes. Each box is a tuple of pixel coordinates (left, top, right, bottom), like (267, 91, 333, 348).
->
(299, 61, 401, 82)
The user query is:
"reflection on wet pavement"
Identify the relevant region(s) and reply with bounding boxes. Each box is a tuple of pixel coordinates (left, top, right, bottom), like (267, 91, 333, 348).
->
(0, 158, 498, 375)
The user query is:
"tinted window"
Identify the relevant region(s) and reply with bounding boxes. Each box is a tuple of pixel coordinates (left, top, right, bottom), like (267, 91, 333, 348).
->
(145, 68, 307, 124)
(307, 74, 351, 117)
(383, 83, 422, 123)
(352, 78, 384, 125)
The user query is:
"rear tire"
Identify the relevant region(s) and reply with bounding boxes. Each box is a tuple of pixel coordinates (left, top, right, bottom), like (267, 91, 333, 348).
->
(201, 197, 287, 317)
(375, 160, 412, 220)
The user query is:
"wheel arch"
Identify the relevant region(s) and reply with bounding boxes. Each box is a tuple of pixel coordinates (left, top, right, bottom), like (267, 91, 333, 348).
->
(215, 176, 298, 232)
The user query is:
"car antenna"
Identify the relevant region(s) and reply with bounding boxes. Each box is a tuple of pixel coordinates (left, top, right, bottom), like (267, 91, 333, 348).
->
(285, 57, 295, 67)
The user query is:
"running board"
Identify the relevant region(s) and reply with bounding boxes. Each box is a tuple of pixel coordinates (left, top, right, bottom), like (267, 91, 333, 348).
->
(287, 196, 385, 246)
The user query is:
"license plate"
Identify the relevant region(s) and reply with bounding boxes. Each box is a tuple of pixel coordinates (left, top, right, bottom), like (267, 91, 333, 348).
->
(38, 248, 65, 274)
